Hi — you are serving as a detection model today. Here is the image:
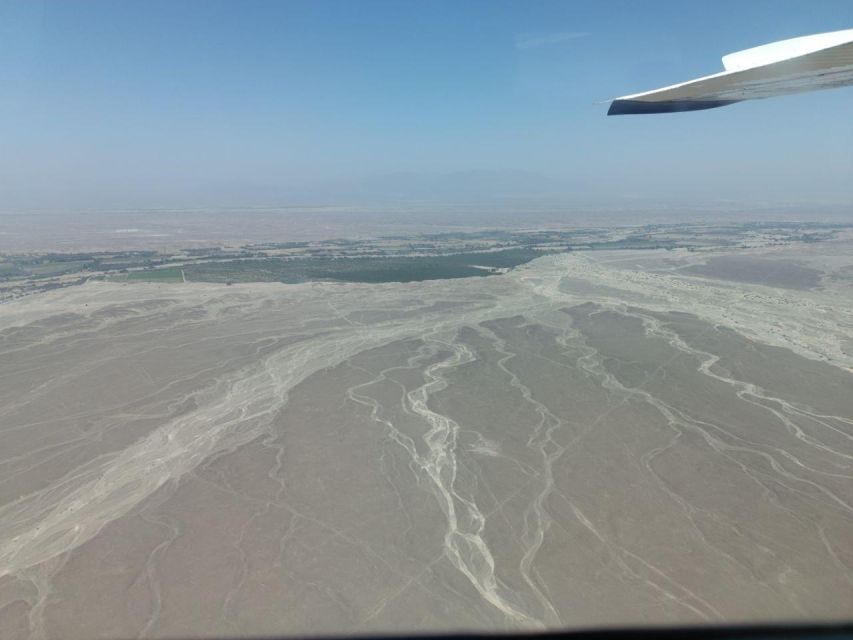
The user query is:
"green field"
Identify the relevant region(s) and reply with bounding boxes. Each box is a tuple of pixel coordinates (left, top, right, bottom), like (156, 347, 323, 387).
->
(0, 263, 21, 278)
(126, 268, 185, 282)
(181, 248, 550, 284)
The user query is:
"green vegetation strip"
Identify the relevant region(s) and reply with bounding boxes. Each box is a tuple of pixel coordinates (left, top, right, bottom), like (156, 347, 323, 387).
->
(182, 248, 548, 284)
(127, 268, 184, 282)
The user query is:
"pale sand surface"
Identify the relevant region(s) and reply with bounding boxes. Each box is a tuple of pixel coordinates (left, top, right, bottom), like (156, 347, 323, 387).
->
(1, 242, 852, 638)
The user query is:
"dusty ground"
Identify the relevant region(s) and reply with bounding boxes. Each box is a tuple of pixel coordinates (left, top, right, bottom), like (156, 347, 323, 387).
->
(1, 240, 852, 638)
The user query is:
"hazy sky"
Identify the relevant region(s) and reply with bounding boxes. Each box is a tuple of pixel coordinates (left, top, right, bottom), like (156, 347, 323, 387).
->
(2, 0, 852, 211)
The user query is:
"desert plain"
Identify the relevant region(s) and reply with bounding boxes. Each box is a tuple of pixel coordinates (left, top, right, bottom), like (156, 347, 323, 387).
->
(1, 228, 852, 638)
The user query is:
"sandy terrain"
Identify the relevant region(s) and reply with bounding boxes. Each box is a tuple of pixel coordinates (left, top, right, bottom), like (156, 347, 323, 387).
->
(1, 241, 852, 638)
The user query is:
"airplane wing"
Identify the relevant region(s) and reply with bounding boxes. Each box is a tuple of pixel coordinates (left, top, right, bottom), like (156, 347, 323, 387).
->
(608, 29, 853, 115)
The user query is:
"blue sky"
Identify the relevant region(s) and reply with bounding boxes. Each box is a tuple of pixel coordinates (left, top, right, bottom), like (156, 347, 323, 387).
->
(1, 0, 852, 211)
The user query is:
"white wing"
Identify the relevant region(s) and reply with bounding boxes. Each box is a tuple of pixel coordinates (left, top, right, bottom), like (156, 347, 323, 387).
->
(608, 29, 853, 115)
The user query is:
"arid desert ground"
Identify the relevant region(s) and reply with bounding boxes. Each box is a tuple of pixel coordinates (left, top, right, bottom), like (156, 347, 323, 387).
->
(1, 237, 852, 638)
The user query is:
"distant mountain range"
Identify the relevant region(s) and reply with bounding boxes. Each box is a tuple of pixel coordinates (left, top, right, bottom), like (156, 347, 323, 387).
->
(331, 169, 569, 202)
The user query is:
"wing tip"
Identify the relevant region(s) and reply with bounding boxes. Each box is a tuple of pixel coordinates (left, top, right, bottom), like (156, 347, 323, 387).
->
(607, 98, 741, 115)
